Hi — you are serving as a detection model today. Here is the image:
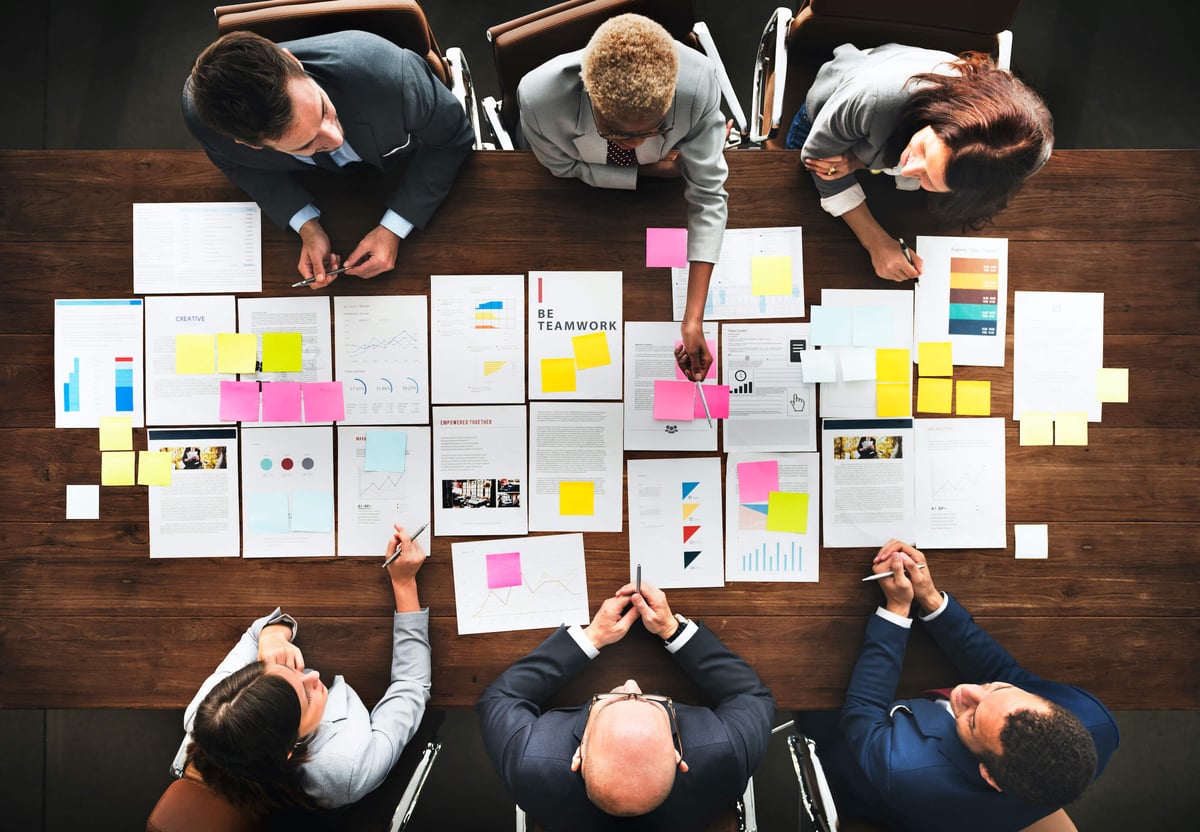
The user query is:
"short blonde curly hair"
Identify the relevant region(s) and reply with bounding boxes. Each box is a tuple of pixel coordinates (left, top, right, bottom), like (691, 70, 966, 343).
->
(581, 14, 679, 126)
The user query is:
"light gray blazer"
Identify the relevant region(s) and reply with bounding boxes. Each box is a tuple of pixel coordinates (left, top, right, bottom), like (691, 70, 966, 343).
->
(517, 45, 729, 263)
(175, 607, 431, 809)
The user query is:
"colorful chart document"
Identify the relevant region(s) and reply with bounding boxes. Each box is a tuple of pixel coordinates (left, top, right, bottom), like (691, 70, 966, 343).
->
(430, 275, 525, 403)
(1013, 291, 1105, 422)
(670, 227, 806, 320)
(144, 295, 236, 426)
(818, 289, 914, 419)
(240, 426, 335, 557)
(528, 271, 623, 400)
(336, 426, 431, 556)
(821, 419, 916, 547)
(452, 533, 589, 635)
(54, 299, 145, 428)
(238, 296, 333, 426)
(432, 405, 528, 536)
(628, 457, 724, 588)
(721, 323, 817, 452)
(914, 236, 1009, 367)
(624, 321, 719, 451)
(725, 453, 820, 582)
(334, 295, 429, 425)
(132, 202, 261, 294)
(914, 418, 1007, 549)
(528, 402, 623, 532)
(146, 427, 240, 558)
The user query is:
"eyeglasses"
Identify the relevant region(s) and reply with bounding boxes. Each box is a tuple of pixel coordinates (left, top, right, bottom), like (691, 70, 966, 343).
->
(596, 122, 673, 142)
(583, 692, 684, 761)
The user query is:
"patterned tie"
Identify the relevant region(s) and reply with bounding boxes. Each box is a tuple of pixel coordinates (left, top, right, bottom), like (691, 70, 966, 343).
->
(606, 140, 638, 167)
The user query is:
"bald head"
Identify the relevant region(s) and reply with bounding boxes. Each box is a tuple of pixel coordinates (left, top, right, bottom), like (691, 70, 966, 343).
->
(577, 696, 680, 816)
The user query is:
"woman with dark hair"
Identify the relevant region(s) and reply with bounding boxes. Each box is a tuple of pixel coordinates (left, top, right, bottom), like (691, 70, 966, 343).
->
(174, 524, 431, 818)
(785, 43, 1053, 281)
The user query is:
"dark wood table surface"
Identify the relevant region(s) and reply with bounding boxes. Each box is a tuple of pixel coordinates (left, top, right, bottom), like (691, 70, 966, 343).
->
(1, 149, 1197, 712)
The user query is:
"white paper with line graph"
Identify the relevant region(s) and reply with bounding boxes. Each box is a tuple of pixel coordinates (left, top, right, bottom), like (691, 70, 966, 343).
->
(451, 533, 590, 634)
(336, 426, 431, 556)
(334, 296, 429, 425)
(914, 418, 1006, 549)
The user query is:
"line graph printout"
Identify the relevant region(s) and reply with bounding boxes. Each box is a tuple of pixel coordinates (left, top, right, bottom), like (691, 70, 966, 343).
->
(725, 452, 820, 582)
(336, 426, 431, 556)
(914, 418, 1006, 549)
(334, 296, 429, 425)
(431, 275, 525, 403)
(670, 227, 805, 320)
(915, 236, 1008, 367)
(452, 533, 589, 634)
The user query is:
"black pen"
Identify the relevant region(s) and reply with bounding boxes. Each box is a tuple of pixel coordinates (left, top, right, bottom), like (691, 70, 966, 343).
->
(898, 237, 915, 268)
(636, 563, 642, 596)
(292, 265, 350, 288)
(381, 522, 430, 568)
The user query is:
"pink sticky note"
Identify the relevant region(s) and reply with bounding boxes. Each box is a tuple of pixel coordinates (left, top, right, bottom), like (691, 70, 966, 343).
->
(486, 551, 523, 589)
(674, 340, 718, 381)
(737, 460, 779, 504)
(653, 379, 697, 421)
(302, 382, 345, 422)
(261, 382, 302, 422)
(219, 381, 260, 422)
(646, 227, 688, 267)
(693, 384, 731, 419)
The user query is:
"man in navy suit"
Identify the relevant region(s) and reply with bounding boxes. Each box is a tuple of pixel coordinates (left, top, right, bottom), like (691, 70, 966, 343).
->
(478, 580, 775, 831)
(816, 539, 1119, 832)
(183, 30, 473, 287)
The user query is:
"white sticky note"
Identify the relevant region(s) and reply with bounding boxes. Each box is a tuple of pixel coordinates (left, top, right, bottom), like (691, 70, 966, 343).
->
(1014, 524, 1049, 559)
(66, 484, 100, 520)
(801, 350, 838, 383)
(838, 348, 877, 382)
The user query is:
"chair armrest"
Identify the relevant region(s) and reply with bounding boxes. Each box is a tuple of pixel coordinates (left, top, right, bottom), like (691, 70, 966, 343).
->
(788, 732, 839, 832)
(692, 21, 748, 145)
(387, 740, 443, 832)
(482, 96, 515, 150)
(749, 7, 793, 145)
(445, 47, 488, 149)
(996, 29, 1013, 71)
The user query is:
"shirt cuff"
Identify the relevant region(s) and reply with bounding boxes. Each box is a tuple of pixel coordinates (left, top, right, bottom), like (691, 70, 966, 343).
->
(819, 183, 867, 217)
(289, 204, 321, 234)
(567, 624, 600, 659)
(874, 607, 913, 629)
(918, 591, 950, 622)
(664, 619, 698, 654)
(894, 175, 921, 191)
(380, 210, 414, 239)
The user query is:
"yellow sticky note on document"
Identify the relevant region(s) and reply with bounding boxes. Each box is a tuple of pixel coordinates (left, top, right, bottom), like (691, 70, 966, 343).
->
(751, 256, 793, 296)
(572, 332, 611, 370)
(875, 348, 909, 382)
(137, 451, 173, 486)
(541, 358, 577, 393)
(559, 481, 595, 516)
(261, 332, 303, 372)
(917, 378, 953, 413)
(917, 342, 953, 377)
(876, 383, 911, 417)
(175, 334, 215, 374)
(217, 333, 258, 374)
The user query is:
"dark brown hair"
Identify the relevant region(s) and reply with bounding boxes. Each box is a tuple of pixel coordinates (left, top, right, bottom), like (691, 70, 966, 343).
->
(189, 31, 307, 145)
(977, 701, 1098, 807)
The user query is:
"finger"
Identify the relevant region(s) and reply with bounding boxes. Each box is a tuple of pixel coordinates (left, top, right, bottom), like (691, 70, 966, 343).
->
(293, 647, 305, 670)
(619, 605, 640, 628)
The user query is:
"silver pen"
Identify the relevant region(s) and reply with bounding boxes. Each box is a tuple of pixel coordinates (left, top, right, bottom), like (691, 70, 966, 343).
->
(696, 382, 713, 427)
(381, 522, 430, 568)
(292, 265, 350, 288)
(862, 563, 926, 582)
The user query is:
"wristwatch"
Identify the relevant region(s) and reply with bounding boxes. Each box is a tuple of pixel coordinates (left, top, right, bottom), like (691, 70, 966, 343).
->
(662, 614, 691, 645)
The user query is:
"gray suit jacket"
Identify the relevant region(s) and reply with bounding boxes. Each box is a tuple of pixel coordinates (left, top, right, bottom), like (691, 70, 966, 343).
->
(182, 31, 473, 232)
(517, 45, 728, 263)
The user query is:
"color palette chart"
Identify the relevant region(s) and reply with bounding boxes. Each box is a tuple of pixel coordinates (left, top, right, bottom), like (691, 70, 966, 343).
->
(948, 257, 1000, 337)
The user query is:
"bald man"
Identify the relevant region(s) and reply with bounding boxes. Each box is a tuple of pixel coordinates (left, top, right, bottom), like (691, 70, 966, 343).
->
(477, 581, 774, 831)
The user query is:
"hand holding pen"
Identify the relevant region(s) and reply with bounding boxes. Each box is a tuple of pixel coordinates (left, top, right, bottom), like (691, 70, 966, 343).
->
(382, 522, 429, 572)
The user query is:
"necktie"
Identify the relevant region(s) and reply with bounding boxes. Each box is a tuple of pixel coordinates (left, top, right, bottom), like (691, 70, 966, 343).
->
(606, 140, 637, 167)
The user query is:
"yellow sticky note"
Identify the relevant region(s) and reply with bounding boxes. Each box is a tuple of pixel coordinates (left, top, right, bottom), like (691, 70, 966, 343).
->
(917, 378, 953, 413)
(137, 451, 173, 486)
(101, 451, 136, 486)
(875, 348, 910, 382)
(541, 358, 577, 393)
(559, 481, 595, 516)
(99, 415, 133, 451)
(1096, 368, 1128, 403)
(917, 342, 953, 377)
(751, 255, 793, 296)
(766, 491, 808, 533)
(876, 383, 911, 417)
(955, 380, 991, 416)
(217, 332, 258, 374)
(572, 332, 611, 370)
(261, 332, 303, 372)
(175, 334, 215, 374)
(1054, 412, 1089, 446)
(1019, 412, 1053, 446)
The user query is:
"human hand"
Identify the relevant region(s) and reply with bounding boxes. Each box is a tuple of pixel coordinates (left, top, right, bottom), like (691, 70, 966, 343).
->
(582, 594, 639, 649)
(344, 225, 400, 279)
(675, 321, 712, 382)
(617, 580, 677, 639)
(803, 154, 863, 181)
(384, 522, 426, 583)
(297, 220, 341, 290)
(874, 539, 939, 614)
(867, 238, 922, 282)
(258, 624, 304, 670)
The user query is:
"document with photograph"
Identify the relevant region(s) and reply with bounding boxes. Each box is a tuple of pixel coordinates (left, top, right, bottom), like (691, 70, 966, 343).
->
(433, 405, 528, 536)
(54, 299, 145, 428)
(725, 452, 820, 582)
(914, 418, 1007, 549)
(671, 226, 805, 320)
(147, 427, 240, 558)
(623, 321, 719, 451)
(821, 419, 915, 547)
(430, 274, 525, 404)
(817, 288, 915, 418)
(528, 271, 623, 400)
(238, 295, 333, 426)
(628, 456, 724, 588)
(144, 295, 236, 426)
(1013, 291, 1105, 421)
(721, 323, 817, 452)
(336, 426, 431, 557)
(133, 202, 261, 294)
(240, 425, 335, 557)
(334, 295, 429, 425)
(529, 402, 623, 532)
(914, 236, 1008, 367)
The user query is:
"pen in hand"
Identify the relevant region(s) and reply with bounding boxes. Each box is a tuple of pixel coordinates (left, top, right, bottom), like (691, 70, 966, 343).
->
(696, 382, 713, 428)
(381, 522, 430, 568)
(897, 237, 915, 268)
(292, 264, 350, 288)
(636, 563, 642, 597)
(862, 563, 926, 582)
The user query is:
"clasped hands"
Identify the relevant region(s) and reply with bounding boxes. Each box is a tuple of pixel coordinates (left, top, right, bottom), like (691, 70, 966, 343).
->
(297, 219, 400, 289)
(583, 580, 679, 649)
(868, 539, 942, 618)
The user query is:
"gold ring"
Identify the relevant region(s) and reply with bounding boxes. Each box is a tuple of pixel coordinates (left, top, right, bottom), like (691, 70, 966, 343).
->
(828, 167, 837, 175)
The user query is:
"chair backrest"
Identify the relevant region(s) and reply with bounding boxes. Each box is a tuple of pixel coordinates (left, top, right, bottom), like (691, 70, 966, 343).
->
(213, 0, 450, 85)
(486, 0, 698, 131)
(146, 774, 261, 832)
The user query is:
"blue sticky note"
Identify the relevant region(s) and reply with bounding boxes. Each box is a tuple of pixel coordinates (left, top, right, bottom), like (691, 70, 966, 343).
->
(292, 491, 334, 533)
(810, 305, 853, 346)
(852, 307, 893, 346)
(365, 430, 407, 473)
(247, 492, 290, 534)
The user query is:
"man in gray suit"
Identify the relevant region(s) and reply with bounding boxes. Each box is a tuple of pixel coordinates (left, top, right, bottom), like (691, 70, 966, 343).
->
(183, 30, 473, 288)
(517, 14, 728, 381)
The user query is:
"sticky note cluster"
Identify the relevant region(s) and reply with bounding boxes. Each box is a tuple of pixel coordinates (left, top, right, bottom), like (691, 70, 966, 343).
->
(176, 331, 303, 375)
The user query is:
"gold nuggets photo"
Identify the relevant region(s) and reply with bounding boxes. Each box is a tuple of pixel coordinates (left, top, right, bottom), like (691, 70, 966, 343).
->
(442, 478, 521, 509)
(167, 446, 228, 470)
(833, 435, 903, 460)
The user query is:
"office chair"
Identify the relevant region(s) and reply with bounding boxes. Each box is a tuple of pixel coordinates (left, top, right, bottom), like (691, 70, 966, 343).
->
(748, 0, 1024, 147)
(211, 0, 486, 148)
(482, 0, 748, 150)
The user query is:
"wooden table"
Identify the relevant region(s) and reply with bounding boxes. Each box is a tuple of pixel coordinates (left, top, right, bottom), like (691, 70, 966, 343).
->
(1, 149, 1197, 712)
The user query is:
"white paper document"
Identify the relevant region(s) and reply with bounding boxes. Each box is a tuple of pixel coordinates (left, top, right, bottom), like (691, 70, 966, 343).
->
(722, 323, 817, 452)
(334, 295, 429, 425)
(1013, 291, 1105, 421)
(336, 426, 431, 556)
(240, 426, 335, 557)
(725, 452, 821, 582)
(433, 405, 528, 536)
(452, 533, 590, 635)
(821, 419, 915, 547)
(147, 427, 241, 558)
(623, 321, 719, 451)
(133, 202, 261, 294)
(144, 295, 236, 426)
(430, 275, 525, 403)
(54, 299, 145, 428)
(238, 295, 334, 426)
(628, 457, 724, 588)
(528, 271, 623, 400)
(818, 289, 914, 418)
(914, 418, 1007, 549)
(671, 227, 806, 320)
(914, 236, 1009, 367)
(529, 402, 624, 532)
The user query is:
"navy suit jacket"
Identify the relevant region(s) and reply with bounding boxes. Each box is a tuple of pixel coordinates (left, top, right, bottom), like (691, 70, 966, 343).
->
(182, 31, 473, 231)
(477, 624, 775, 831)
(836, 595, 1119, 832)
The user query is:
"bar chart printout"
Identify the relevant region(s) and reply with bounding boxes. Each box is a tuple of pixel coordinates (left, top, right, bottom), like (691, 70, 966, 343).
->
(725, 452, 820, 582)
(54, 299, 146, 428)
(948, 256, 1000, 336)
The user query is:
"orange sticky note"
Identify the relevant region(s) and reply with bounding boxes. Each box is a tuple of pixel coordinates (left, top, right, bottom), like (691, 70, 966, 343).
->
(955, 380, 991, 416)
